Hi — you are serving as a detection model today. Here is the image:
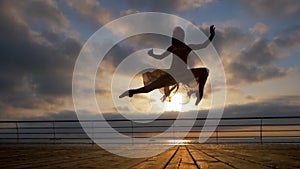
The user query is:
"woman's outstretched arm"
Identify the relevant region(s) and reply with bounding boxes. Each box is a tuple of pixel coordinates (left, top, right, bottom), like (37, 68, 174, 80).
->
(148, 48, 171, 60)
(189, 25, 215, 50)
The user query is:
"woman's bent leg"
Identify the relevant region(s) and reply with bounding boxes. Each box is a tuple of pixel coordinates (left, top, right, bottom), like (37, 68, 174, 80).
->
(119, 75, 176, 98)
(130, 75, 176, 95)
(191, 68, 209, 105)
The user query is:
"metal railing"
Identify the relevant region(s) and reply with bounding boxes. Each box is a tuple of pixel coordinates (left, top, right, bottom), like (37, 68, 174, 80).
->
(0, 116, 300, 144)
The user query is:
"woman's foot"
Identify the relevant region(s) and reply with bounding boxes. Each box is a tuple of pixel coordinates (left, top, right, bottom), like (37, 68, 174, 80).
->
(119, 90, 133, 98)
(160, 95, 167, 102)
(195, 92, 202, 106)
(195, 97, 201, 106)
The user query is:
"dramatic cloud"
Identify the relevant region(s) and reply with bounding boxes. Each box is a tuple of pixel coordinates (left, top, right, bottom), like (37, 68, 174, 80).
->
(66, 0, 113, 25)
(1, 0, 74, 35)
(225, 95, 300, 117)
(201, 24, 253, 54)
(120, 9, 139, 16)
(23, 110, 79, 120)
(0, 1, 81, 113)
(101, 34, 171, 68)
(203, 24, 293, 86)
(121, 0, 214, 12)
(0, 0, 299, 122)
(274, 25, 300, 50)
(228, 62, 288, 85)
(250, 22, 269, 35)
(65, 0, 213, 27)
(14, 95, 300, 120)
(241, 0, 300, 20)
(239, 38, 286, 65)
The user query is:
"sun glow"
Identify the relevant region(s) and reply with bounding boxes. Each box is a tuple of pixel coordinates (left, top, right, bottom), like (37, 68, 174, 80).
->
(164, 93, 184, 112)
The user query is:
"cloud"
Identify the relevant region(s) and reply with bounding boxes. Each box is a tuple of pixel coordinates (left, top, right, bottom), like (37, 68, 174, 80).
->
(250, 22, 269, 35)
(228, 62, 288, 85)
(27, 110, 79, 120)
(241, 0, 300, 20)
(66, 0, 113, 25)
(120, 9, 139, 16)
(245, 95, 255, 101)
(204, 24, 252, 54)
(0, 1, 81, 113)
(204, 24, 293, 85)
(239, 38, 286, 65)
(274, 25, 300, 50)
(225, 37, 292, 84)
(178, 0, 214, 11)
(0, 0, 298, 122)
(225, 95, 300, 117)
(2, 0, 75, 35)
(65, 0, 208, 78)
(101, 34, 171, 68)
(95, 23, 296, 104)
(66, 0, 214, 26)
(18, 95, 300, 120)
(121, 0, 214, 12)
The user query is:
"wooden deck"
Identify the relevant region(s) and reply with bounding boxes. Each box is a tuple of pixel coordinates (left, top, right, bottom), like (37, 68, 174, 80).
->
(0, 144, 300, 169)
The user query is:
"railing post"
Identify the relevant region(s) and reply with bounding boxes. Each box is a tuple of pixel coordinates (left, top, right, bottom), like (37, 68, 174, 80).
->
(16, 122, 19, 144)
(92, 121, 95, 144)
(53, 121, 56, 144)
(131, 120, 134, 145)
(260, 119, 263, 144)
(172, 123, 175, 144)
(216, 126, 219, 144)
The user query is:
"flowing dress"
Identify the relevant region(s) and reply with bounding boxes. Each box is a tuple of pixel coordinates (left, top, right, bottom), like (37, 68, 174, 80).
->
(142, 40, 206, 104)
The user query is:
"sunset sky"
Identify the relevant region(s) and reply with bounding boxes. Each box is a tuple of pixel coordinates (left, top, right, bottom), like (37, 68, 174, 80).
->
(0, 0, 299, 120)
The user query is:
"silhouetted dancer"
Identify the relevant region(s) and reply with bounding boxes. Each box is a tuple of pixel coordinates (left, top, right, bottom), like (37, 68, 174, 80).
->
(119, 25, 215, 105)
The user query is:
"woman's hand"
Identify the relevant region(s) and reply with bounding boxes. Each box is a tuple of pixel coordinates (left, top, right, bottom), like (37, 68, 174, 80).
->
(148, 48, 170, 59)
(210, 25, 215, 36)
(209, 25, 215, 41)
(148, 49, 154, 56)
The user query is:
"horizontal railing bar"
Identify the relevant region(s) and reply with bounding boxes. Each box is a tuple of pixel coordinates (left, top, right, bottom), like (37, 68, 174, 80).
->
(1, 136, 300, 140)
(0, 125, 300, 131)
(0, 116, 299, 144)
(1, 127, 84, 130)
(1, 116, 300, 123)
(1, 129, 300, 135)
(262, 130, 300, 132)
(0, 131, 265, 134)
(1, 142, 299, 145)
(0, 123, 299, 130)
(132, 124, 300, 127)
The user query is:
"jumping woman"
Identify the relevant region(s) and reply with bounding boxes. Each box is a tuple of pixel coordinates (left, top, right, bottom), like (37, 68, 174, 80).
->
(119, 25, 215, 106)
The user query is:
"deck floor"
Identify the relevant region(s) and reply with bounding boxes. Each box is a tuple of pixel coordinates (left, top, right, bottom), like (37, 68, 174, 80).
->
(0, 144, 300, 169)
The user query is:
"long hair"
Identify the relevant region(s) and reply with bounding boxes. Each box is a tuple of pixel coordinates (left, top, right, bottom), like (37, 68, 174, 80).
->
(172, 27, 185, 46)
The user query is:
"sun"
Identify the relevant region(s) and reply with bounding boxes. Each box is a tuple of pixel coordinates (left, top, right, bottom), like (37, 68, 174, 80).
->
(164, 93, 184, 112)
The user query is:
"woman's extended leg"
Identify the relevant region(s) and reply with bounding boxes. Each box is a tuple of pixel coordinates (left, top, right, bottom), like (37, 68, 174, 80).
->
(191, 68, 209, 105)
(119, 75, 177, 98)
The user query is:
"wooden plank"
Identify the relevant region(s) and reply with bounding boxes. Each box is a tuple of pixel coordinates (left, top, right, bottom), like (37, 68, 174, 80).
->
(0, 146, 145, 169)
(201, 149, 271, 169)
(218, 146, 300, 169)
(187, 145, 234, 169)
(1, 145, 300, 169)
(164, 146, 197, 169)
(130, 146, 178, 169)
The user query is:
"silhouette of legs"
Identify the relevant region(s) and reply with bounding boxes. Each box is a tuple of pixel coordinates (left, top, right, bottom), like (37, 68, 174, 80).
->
(119, 74, 176, 98)
(191, 68, 209, 105)
(161, 84, 178, 101)
(119, 68, 209, 106)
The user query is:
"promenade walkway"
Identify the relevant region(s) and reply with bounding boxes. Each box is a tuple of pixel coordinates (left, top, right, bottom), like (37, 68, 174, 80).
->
(0, 144, 299, 169)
